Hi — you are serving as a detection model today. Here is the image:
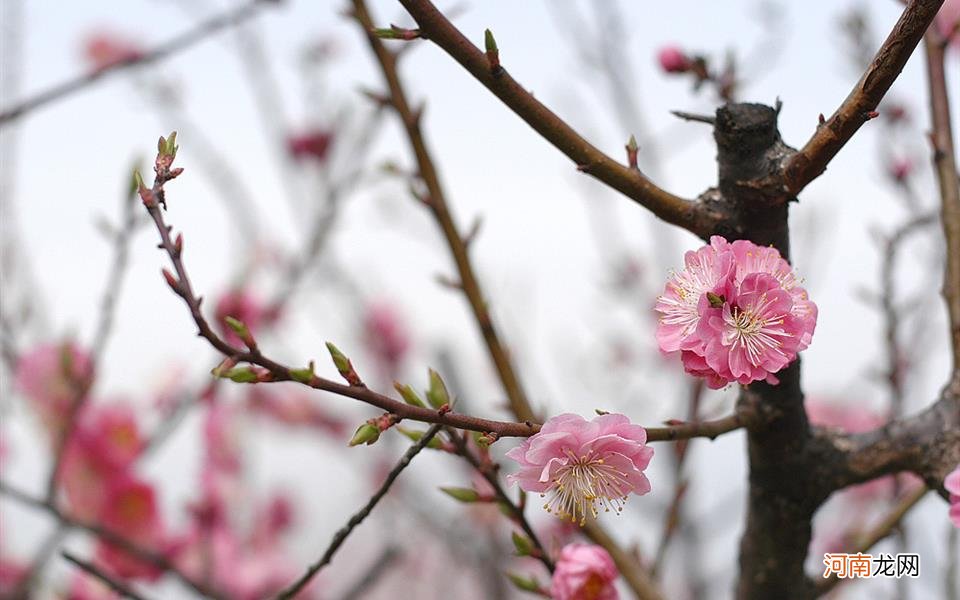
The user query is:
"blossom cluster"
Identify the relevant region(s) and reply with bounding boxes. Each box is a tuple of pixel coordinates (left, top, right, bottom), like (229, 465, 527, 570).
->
(655, 236, 817, 388)
(506, 413, 653, 526)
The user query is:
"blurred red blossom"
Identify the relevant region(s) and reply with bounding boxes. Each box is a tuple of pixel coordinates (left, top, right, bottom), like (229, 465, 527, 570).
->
(287, 129, 335, 164)
(95, 475, 166, 580)
(937, 0, 960, 45)
(362, 301, 411, 376)
(82, 32, 145, 72)
(551, 543, 620, 600)
(246, 387, 347, 436)
(215, 288, 274, 347)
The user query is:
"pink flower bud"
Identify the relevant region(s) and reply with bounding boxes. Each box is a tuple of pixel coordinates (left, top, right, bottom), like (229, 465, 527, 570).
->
(287, 129, 334, 164)
(888, 157, 913, 183)
(551, 544, 620, 600)
(657, 46, 690, 74)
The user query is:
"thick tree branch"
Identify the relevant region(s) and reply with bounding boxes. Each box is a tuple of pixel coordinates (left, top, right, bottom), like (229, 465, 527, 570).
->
(0, 0, 273, 126)
(924, 31, 960, 377)
(273, 424, 442, 599)
(392, 0, 720, 239)
(782, 0, 944, 195)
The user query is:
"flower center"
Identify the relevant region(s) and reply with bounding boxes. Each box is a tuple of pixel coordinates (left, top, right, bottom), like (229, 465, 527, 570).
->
(542, 448, 631, 526)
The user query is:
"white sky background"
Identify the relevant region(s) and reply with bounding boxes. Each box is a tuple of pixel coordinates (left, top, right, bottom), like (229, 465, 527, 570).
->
(1, 0, 958, 598)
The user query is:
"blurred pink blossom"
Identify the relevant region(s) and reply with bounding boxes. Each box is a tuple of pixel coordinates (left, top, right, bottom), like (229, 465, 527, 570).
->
(287, 129, 334, 164)
(363, 301, 410, 375)
(0, 557, 27, 596)
(246, 387, 347, 436)
(65, 572, 120, 599)
(59, 402, 145, 521)
(888, 157, 913, 183)
(936, 0, 960, 44)
(215, 289, 270, 348)
(95, 475, 165, 580)
(946, 465, 960, 527)
(656, 237, 816, 388)
(506, 413, 653, 525)
(15, 342, 93, 439)
(551, 543, 619, 600)
(82, 32, 145, 72)
(657, 46, 690, 73)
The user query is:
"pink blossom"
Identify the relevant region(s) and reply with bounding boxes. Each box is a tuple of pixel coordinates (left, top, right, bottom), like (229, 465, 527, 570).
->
(551, 543, 619, 600)
(946, 465, 960, 528)
(655, 236, 816, 388)
(657, 46, 690, 73)
(654, 238, 735, 353)
(95, 476, 165, 580)
(937, 0, 960, 45)
(14, 342, 93, 439)
(506, 413, 653, 525)
(82, 32, 145, 72)
(66, 572, 121, 599)
(363, 302, 410, 375)
(59, 402, 144, 520)
(287, 129, 334, 164)
(215, 288, 270, 348)
(888, 157, 913, 183)
(0, 557, 27, 596)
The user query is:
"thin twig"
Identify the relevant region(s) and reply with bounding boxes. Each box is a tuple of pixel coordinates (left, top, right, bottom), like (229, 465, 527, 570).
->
(923, 31, 960, 380)
(448, 428, 555, 573)
(782, 0, 944, 195)
(273, 424, 442, 599)
(815, 485, 929, 595)
(62, 551, 152, 600)
(391, 0, 718, 239)
(0, 0, 272, 126)
(337, 546, 402, 600)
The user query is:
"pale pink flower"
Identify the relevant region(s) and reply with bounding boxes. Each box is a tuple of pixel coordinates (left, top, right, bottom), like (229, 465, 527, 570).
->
(946, 465, 960, 528)
(363, 301, 410, 375)
(215, 288, 270, 348)
(551, 543, 619, 600)
(82, 32, 145, 72)
(506, 413, 653, 525)
(888, 157, 913, 183)
(657, 46, 690, 73)
(287, 129, 334, 164)
(655, 238, 736, 353)
(95, 475, 165, 580)
(656, 237, 816, 387)
(15, 342, 93, 438)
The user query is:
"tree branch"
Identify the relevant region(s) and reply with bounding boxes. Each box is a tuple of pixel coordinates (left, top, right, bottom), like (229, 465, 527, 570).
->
(923, 30, 960, 378)
(273, 424, 442, 599)
(0, 0, 273, 126)
(391, 0, 720, 239)
(782, 0, 945, 195)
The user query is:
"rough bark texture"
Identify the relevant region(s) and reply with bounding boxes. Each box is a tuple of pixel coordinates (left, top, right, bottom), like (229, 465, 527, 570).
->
(708, 102, 960, 599)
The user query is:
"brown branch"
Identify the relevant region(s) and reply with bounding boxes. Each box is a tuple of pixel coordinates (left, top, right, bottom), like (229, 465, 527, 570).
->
(0, 481, 221, 599)
(645, 412, 743, 442)
(782, 0, 944, 195)
(350, 0, 536, 423)
(273, 424, 442, 599)
(815, 485, 929, 596)
(0, 0, 272, 126)
(447, 428, 555, 573)
(62, 551, 152, 600)
(391, 0, 719, 239)
(924, 31, 960, 378)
